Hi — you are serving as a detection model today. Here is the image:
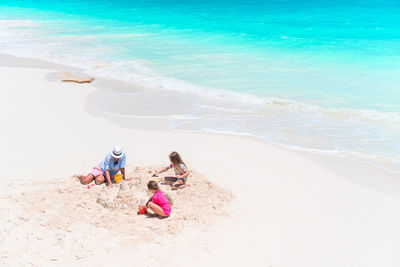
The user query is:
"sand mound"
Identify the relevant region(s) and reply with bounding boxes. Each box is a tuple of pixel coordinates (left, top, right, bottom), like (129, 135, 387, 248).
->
(0, 165, 234, 265)
(95, 166, 233, 225)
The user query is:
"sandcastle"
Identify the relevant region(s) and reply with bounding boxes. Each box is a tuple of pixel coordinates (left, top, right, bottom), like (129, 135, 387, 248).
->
(7, 165, 234, 245)
(95, 165, 234, 224)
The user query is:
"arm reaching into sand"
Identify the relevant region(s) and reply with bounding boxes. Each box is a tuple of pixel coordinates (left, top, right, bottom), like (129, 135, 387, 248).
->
(121, 168, 126, 180)
(138, 195, 153, 211)
(105, 170, 112, 188)
(153, 166, 170, 176)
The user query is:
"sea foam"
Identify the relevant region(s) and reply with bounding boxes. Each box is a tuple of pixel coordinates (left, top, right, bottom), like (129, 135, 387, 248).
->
(1, 13, 400, 172)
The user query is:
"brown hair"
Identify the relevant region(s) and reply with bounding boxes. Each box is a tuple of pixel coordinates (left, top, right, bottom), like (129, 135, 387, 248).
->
(147, 180, 159, 191)
(169, 151, 186, 167)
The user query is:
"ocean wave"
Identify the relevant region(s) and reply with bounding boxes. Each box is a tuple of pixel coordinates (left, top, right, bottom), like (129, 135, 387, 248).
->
(2, 18, 400, 172)
(195, 128, 400, 174)
(1, 19, 400, 123)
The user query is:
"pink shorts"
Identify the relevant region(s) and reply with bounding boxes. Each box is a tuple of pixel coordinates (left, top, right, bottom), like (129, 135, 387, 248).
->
(90, 165, 105, 177)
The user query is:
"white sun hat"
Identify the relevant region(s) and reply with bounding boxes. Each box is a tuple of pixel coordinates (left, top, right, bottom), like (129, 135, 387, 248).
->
(111, 145, 124, 158)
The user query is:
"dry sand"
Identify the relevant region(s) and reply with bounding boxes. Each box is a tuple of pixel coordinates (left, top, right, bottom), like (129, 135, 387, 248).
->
(0, 165, 233, 266)
(1, 54, 400, 266)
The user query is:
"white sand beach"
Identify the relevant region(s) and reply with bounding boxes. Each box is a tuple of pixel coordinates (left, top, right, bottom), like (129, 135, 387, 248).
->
(1, 54, 400, 266)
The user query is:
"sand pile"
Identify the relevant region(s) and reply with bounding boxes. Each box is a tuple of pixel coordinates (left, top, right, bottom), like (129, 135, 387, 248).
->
(0, 165, 234, 265)
(96, 166, 233, 224)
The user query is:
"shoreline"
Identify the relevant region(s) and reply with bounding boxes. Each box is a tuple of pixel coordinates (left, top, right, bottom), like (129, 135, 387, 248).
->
(2, 52, 399, 175)
(2, 53, 400, 266)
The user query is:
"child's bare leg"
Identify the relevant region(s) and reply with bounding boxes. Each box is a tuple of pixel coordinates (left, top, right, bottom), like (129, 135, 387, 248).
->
(172, 179, 183, 189)
(79, 174, 95, 185)
(147, 202, 167, 217)
(162, 177, 174, 185)
(177, 184, 191, 189)
(95, 175, 106, 185)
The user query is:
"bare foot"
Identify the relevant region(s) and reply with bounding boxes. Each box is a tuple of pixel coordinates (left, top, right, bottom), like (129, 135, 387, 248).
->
(72, 174, 84, 181)
(172, 184, 191, 190)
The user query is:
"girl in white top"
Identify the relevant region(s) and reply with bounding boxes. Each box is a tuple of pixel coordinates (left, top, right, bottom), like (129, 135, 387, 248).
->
(154, 151, 190, 190)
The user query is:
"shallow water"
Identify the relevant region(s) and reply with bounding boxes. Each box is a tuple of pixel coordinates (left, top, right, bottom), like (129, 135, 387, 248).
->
(1, 0, 400, 170)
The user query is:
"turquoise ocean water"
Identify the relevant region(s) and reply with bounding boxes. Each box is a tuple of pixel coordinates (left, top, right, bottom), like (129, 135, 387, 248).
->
(1, 0, 400, 169)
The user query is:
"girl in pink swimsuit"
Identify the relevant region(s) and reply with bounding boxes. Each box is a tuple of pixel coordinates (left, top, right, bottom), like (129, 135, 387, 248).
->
(139, 181, 171, 217)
